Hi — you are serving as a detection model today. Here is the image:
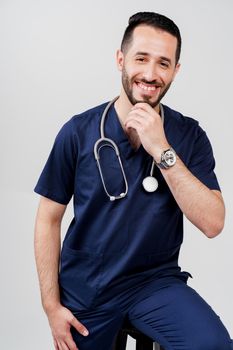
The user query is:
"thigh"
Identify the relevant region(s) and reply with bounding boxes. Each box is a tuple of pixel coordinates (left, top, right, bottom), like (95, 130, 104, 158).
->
(127, 277, 232, 350)
(70, 305, 124, 350)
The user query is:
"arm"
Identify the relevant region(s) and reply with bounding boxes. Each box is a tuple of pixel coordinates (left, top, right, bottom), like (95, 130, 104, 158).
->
(158, 155, 225, 238)
(34, 196, 66, 313)
(125, 103, 225, 238)
(34, 196, 89, 350)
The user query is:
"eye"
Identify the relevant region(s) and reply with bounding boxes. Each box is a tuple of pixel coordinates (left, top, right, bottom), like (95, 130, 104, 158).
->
(160, 61, 169, 68)
(136, 57, 145, 62)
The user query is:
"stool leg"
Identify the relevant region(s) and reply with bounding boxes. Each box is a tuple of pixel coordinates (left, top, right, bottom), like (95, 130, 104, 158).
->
(112, 330, 128, 350)
(136, 336, 153, 350)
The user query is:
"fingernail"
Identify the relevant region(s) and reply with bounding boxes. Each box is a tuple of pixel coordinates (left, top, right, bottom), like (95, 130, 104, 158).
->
(83, 330, 89, 336)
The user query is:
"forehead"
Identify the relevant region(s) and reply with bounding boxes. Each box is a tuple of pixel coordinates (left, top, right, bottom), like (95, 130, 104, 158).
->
(127, 25, 177, 61)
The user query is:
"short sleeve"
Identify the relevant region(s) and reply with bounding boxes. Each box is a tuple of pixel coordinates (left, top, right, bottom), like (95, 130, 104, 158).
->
(188, 126, 221, 191)
(34, 117, 78, 205)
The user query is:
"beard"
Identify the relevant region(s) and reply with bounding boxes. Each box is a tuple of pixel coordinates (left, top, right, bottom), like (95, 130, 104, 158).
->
(121, 66, 172, 108)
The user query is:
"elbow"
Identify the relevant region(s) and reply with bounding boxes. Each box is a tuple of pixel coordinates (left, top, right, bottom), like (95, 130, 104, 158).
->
(204, 219, 225, 239)
(204, 196, 225, 238)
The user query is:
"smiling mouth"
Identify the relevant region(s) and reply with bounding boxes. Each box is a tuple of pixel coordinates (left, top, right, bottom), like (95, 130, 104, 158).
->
(137, 82, 156, 91)
(135, 81, 162, 94)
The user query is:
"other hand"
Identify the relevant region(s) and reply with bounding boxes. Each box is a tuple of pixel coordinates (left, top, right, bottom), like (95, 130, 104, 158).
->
(47, 304, 89, 350)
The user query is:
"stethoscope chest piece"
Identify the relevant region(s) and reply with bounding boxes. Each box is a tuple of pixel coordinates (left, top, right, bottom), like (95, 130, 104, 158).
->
(142, 176, 158, 192)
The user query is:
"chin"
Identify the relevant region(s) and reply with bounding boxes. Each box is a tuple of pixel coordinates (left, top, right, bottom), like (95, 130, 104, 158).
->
(135, 96, 159, 107)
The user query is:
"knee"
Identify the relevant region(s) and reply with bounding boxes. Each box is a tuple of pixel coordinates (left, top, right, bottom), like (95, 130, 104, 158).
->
(195, 331, 232, 350)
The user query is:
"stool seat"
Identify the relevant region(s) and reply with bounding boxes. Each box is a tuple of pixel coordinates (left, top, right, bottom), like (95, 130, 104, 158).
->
(113, 321, 164, 350)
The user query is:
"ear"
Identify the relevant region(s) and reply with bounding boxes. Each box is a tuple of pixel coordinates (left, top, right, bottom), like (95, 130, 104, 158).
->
(116, 49, 124, 71)
(172, 62, 181, 81)
(170, 62, 181, 82)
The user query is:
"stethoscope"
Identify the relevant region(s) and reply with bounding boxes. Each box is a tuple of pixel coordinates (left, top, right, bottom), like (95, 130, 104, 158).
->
(93, 96, 164, 201)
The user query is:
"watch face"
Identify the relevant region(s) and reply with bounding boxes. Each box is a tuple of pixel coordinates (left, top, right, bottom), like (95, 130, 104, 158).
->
(164, 150, 176, 166)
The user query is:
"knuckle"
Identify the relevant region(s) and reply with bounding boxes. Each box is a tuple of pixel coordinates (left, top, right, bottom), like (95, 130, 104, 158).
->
(69, 314, 76, 323)
(77, 324, 85, 333)
(68, 340, 77, 350)
(141, 125, 146, 132)
(55, 329, 68, 340)
(71, 345, 78, 350)
(57, 334, 66, 341)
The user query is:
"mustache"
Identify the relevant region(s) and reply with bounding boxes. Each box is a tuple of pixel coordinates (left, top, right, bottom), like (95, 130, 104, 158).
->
(139, 79, 163, 87)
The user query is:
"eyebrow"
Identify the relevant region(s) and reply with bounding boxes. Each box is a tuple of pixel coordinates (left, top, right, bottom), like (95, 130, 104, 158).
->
(134, 51, 172, 64)
(134, 51, 150, 56)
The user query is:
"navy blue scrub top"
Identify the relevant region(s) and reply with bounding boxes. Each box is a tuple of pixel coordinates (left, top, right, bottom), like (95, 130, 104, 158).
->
(34, 101, 221, 311)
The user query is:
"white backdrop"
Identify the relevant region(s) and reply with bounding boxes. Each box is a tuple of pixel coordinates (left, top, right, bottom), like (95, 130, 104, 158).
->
(0, 0, 232, 349)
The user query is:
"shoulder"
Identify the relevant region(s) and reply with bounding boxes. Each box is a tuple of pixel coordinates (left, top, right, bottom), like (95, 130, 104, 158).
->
(71, 101, 108, 127)
(56, 101, 109, 138)
(162, 104, 206, 140)
(162, 104, 213, 159)
(162, 104, 199, 128)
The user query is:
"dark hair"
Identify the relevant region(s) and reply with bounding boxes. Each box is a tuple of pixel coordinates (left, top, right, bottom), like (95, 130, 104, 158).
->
(121, 12, 182, 64)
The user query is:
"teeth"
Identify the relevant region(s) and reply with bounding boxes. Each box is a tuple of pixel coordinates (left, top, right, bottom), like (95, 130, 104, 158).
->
(138, 82, 156, 91)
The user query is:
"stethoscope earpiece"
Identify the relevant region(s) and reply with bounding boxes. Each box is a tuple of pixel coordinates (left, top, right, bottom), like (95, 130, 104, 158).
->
(93, 97, 164, 201)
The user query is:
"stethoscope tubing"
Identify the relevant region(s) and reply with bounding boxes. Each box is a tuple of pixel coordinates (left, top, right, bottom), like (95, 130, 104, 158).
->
(93, 96, 164, 200)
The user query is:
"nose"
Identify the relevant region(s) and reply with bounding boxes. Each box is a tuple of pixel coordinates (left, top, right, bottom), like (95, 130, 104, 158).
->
(142, 62, 159, 83)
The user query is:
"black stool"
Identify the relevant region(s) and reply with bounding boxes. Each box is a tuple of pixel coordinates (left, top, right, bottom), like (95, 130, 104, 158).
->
(113, 323, 165, 350)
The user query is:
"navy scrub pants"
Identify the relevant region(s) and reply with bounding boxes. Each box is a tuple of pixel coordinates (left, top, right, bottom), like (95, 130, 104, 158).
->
(70, 274, 232, 350)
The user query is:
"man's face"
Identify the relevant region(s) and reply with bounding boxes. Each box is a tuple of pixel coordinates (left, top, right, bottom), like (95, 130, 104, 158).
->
(117, 25, 180, 108)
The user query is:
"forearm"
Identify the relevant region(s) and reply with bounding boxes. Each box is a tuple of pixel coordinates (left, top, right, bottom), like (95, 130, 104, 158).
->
(124, 102, 225, 238)
(158, 155, 225, 238)
(34, 218, 61, 314)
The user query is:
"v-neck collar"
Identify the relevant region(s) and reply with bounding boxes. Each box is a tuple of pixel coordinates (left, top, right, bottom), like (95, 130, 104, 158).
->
(104, 103, 143, 159)
(104, 102, 167, 160)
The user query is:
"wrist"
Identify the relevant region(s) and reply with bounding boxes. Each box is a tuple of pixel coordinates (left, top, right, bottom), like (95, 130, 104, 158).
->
(152, 143, 170, 163)
(43, 300, 61, 315)
(153, 146, 177, 169)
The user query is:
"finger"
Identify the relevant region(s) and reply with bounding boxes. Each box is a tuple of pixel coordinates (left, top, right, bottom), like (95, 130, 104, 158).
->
(70, 316, 89, 337)
(130, 106, 149, 117)
(125, 115, 144, 127)
(57, 340, 63, 350)
(127, 110, 163, 130)
(66, 334, 79, 350)
(60, 340, 69, 350)
(126, 113, 153, 130)
(129, 108, 161, 125)
(128, 109, 148, 120)
(125, 119, 141, 133)
(53, 338, 59, 350)
(132, 103, 161, 119)
(132, 102, 155, 112)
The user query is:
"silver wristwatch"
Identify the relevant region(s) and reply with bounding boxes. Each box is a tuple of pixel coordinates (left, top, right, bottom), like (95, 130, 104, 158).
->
(156, 148, 177, 169)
